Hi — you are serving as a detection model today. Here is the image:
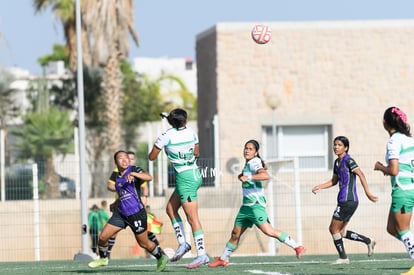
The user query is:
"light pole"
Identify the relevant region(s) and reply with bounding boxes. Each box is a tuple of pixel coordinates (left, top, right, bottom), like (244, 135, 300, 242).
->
(266, 94, 280, 158)
(265, 93, 280, 255)
(74, 0, 90, 259)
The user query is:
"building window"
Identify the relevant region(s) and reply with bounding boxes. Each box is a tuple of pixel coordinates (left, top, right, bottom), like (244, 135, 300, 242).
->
(263, 125, 332, 171)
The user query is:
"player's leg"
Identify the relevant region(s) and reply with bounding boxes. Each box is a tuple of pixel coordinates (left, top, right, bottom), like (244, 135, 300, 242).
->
(167, 192, 191, 261)
(133, 218, 168, 272)
(258, 221, 305, 259)
(389, 190, 414, 260)
(180, 170, 209, 269)
(343, 229, 375, 256)
(209, 225, 246, 267)
(88, 223, 122, 268)
(106, 233, 117, 259)
(329, 218, 349, 264)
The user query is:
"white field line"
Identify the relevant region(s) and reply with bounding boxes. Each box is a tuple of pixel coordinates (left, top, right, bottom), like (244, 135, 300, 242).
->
(247, 270, 292, 275)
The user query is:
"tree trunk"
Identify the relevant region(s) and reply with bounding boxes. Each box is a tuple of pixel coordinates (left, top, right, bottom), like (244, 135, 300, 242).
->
(102, 51, 123, 156)
(45, 158, 60, 199)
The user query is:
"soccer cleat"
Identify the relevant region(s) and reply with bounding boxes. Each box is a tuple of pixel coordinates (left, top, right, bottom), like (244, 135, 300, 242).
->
(208, 256, 229, 267)
(156, 253, 168, 272)
(88, 257, 109, 268)
(331, 258, 350, 265)
(401, 266, 414, 275)
(186, 254, 210, 269)
(295, 245, 306, 259)
(170, 242, 191, 262)
(367, 239, 376, 257)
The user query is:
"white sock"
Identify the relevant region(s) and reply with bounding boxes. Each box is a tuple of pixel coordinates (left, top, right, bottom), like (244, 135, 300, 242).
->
(193, 230, 206, 256)
(279, 232, 298, 249)
(401, 231, 414, 260)
(172, 219, 186, 244)
(221, 242, 237, 261)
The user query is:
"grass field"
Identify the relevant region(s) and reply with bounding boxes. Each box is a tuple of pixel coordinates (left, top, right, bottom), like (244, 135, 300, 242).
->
(0, 253, 412, 275)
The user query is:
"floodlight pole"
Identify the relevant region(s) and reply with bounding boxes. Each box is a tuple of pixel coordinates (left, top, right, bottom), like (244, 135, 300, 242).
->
(265, 93, 280, 255)
(75, 0, 89, 255)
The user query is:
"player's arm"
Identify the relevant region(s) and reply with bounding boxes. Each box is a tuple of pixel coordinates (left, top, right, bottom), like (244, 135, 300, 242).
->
(148, 145, 162, 161)
(312, 174, 337, 194)
(140, 183, 149, 206)
(130, 170, 152, 182)
(107, 170, 117, 192)
(107, 180, 116, 192)
(374, 159, 398, 176)
(354, 168, 378, 202)
(194, 143, 200, 157)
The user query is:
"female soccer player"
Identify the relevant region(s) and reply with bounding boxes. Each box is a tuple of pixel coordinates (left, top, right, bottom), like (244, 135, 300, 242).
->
(374, 107, 414, 275)
(88, 150, 168, 272)
(209, 139, 305, 267)
(312, 136, 378, 264)
(149, 108, 209, 269)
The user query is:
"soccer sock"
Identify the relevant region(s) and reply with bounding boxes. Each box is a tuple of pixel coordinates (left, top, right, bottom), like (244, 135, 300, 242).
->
(148, 232, 159, 246)
(221, 241, 237, 261)
(193, 230, 206, 256)
(98, 244, 108, 259)
(332, 233, 347, 259)
(107, 237, 116, 258)
(171, 217, 186, 244)
(344, 230, 371, 244)
(277, 232, 298, 249)
(398, 230, 414, 260)
(150, 245, 163, 260)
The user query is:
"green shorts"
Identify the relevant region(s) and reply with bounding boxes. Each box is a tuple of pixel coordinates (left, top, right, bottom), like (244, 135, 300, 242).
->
(391, 188, 414, 214)
(174, 168, 202, 203)
(235, 204, 269, 228)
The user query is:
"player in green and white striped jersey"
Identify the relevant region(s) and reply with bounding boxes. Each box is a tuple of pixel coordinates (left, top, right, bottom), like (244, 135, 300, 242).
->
(375, 106, 414, 275)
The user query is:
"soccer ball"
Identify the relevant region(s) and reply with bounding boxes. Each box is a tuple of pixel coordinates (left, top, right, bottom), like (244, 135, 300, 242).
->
(251, 24, 271, 44)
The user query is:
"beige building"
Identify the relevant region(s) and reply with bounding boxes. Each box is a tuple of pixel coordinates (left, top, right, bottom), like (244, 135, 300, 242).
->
(196, 19, 414, 166)
(194, 20, 414, 256)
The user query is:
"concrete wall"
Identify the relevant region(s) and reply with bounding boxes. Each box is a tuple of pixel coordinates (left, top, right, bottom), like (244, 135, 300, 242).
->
(0, 171, 407, 262)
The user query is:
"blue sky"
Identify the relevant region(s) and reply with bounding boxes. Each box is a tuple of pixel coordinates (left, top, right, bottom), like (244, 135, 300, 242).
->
(0, 0, 413, 74)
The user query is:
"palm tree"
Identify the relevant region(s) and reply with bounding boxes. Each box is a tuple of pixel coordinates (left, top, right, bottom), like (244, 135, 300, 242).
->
(12, 107, 74, 198)
(33, 0, 79, 70)
(158, 74, 198, 120)
(33, 0, 139, 158)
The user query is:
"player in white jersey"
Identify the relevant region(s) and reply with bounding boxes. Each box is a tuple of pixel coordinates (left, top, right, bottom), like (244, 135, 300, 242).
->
(374, 106, 414, 275)
(149, 108, 209, 269)
(209, 140, 305, 268)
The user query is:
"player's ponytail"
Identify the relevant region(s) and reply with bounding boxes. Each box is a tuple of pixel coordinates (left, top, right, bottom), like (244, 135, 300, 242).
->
(384, 106, 411, 137)
(162, 108, 188, 129)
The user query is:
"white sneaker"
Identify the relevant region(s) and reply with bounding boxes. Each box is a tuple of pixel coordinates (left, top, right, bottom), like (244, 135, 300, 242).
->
(332, 258, 350, 265)
(367, 239, 376, 257)
(170, 242, 191, 262)
(186, 254, 210, 269)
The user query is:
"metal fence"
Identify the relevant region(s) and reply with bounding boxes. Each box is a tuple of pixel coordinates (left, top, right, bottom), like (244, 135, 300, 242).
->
(0, 155, 411, 262)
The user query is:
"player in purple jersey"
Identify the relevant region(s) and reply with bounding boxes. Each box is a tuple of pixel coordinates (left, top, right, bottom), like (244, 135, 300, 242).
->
(88, 151, 168, 272)
(312, 136, 378, 264)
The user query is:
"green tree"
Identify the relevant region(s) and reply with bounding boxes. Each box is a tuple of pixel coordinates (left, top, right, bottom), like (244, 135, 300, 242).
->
(121, 61, 166, 149)
(34, 0, 139, 159)
(49, 67, 109, 197)
(37, 44, 69, 68)
(158, 74, 197, 120)
(11, 107, 74, 198)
